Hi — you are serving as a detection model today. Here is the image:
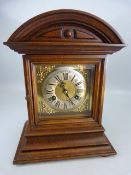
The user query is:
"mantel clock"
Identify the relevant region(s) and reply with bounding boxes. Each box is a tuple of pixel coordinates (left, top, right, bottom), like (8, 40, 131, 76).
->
(4, 9, 125, 164)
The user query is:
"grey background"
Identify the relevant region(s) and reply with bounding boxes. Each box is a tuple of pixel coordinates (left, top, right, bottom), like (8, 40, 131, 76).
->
(0, 0, 131, 175)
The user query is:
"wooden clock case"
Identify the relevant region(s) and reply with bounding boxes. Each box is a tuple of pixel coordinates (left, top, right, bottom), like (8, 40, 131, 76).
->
(4, 9, 125, 164)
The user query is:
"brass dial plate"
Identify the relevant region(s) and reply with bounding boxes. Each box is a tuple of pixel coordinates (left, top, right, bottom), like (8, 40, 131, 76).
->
(55, 80, 76, 101)
(35, 64, 95, 118)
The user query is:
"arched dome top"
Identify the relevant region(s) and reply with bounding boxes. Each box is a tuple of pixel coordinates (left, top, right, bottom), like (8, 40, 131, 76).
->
(4, 9, 125, 55)
(7, 9, 124, 44)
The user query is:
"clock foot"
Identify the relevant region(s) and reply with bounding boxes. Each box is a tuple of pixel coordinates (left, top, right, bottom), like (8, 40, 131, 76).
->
(13, 121, 116, 164)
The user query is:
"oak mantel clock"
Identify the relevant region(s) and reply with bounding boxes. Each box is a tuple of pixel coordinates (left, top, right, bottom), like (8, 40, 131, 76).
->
(4, 9, 125, 164)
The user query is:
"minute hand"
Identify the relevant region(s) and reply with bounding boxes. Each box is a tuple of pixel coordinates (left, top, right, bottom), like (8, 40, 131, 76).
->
(64, 92, 74, 105)
(59, 82, 74, 105)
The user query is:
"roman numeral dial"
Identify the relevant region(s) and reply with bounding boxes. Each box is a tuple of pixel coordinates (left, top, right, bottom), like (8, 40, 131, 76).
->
(43, 67, 86, 111)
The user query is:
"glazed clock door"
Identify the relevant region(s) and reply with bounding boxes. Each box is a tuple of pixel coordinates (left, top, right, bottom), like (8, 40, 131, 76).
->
(27, 55, 103, 126)
(35, 64, 94, 117)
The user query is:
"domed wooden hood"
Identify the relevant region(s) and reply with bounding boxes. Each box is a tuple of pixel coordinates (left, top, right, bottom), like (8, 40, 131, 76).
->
(4, 9, 125, 55)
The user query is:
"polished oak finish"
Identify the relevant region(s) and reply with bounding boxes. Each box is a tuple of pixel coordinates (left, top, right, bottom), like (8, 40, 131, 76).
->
(4, 9, 125, 164)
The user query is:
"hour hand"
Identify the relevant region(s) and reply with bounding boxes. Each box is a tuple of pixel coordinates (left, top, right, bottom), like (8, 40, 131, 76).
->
(59, 82, 73, 104)
(59, 81, 65, 88)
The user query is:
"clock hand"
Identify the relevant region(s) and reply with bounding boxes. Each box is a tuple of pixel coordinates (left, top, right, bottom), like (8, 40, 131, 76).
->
(59, 81, 74, 105)
(59, 81, 65, 88)
(63, 89, 74, 105)
(67, 96, 74, 105)
(60, 83, 69, 97)
(59, 81, 67, 92)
